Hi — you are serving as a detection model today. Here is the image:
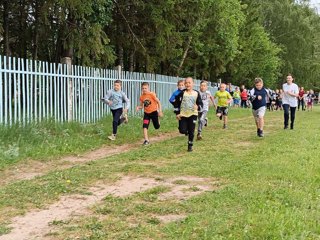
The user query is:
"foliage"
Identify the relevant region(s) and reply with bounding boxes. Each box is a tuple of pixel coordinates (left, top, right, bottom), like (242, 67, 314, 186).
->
(0, 0, 319, 87)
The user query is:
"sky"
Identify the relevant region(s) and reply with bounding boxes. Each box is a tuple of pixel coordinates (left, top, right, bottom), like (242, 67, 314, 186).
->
(309, 0, 320, 12)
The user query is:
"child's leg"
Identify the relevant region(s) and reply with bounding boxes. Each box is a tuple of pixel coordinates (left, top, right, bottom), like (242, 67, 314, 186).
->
(179, 117, 188, 134)
(187, 115, 197, 143)
(111, 108, 123, 135)
(197, 111, 207, 134)
(258, 117, 264, 130)
(223, 116, 228, 125)
(143, 113, 151, 140)
(150, 111, 160, 129)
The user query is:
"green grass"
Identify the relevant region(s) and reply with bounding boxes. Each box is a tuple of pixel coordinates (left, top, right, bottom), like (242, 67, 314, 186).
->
(0, 110, 178, 170)
(0, 106, 320, 239)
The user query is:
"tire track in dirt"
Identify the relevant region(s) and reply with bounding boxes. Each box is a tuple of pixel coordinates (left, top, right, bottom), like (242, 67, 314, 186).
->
(0, 132, 181, 186)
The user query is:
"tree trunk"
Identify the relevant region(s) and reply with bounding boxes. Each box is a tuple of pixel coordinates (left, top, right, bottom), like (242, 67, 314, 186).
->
(32, 0, 40, 60)
(19, 0, 28, 59)
(129, 50, 134, 72)
(3, 0, 10, 56)
(177, 36, 193, 76)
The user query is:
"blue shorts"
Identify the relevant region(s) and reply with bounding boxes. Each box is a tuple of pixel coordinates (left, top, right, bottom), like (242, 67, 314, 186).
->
(233, 99, 240, 105)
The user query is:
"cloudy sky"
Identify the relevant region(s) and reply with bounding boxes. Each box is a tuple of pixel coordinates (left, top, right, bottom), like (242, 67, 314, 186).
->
(309, 0, 320, 12)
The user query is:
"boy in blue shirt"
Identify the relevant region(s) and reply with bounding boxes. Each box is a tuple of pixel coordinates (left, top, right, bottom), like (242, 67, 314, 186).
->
(101, 80, 130, 140)
(169, 79, 185, 132)
(249, 78, 268, 137)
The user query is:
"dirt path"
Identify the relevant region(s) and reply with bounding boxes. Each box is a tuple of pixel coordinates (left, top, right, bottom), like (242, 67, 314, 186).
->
(0, 132, 180, 186)
(0, 175, 219, 240)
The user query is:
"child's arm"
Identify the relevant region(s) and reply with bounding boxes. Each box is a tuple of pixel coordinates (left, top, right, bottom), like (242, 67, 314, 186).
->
(122, 92, 130, 113)
(196, 91, 204, 111)
(101, 90, 113, 106)
(156, 97, 163, 117)
(136, 98, 143, 112)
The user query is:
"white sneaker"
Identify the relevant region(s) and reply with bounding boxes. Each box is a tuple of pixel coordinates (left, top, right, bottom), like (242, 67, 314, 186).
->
(108, 134, 116, 141)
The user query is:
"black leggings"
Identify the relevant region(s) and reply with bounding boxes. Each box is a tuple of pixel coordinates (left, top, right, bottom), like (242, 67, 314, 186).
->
(111, 108, 123, 134)
(179, 115, 197, 143)
(282, 104, 296, 127)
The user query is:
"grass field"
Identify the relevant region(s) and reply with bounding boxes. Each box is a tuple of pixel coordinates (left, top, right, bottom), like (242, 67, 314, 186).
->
(0, 106, 319, 239)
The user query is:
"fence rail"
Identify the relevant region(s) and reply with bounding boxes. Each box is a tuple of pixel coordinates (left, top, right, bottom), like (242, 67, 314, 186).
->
(0, 55, 217, 126)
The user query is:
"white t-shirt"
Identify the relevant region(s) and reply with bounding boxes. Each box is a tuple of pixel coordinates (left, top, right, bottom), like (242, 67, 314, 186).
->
(282, 83, 299, 107)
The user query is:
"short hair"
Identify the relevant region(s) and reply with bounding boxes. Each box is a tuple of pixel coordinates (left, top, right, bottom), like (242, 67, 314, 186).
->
(114, 79, 122, 84)
(254, 78, 263, 84)
(200, 80, 208, 85)
(185, 77, 193, 82)
(141, 82, 149, 87)
(177, 79, 185, 85)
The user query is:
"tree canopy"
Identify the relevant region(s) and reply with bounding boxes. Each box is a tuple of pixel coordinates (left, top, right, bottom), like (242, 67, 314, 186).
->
(1, 0, 319, 89)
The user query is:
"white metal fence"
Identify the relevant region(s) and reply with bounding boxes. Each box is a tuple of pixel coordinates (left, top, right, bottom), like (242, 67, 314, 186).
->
(0, 55, 217, 126)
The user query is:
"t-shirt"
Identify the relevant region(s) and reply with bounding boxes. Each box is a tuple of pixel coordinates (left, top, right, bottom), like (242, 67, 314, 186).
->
(240, 91, 248, 100)
(140, 92, 158, 114)
(214, 90, 232, 107)
(233, 91, 240, 99)
(180, 90, 199, 117)
(249, 87, 268, 110)
(307, 94, 315, 103)
(199, 90, 212, 112)
(298, 90, 305, 98)
(104, 89, 130, 110)
(282, 83, 299, 107)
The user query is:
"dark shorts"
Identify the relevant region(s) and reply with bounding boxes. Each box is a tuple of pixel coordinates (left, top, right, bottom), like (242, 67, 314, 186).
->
(143, 111, 160, 129)
(216, 106, 229, 116)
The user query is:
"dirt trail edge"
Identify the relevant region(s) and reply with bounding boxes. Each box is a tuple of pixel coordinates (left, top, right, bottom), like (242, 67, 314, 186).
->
(0, 132, 180, 186)
(0, 175, 219, 240)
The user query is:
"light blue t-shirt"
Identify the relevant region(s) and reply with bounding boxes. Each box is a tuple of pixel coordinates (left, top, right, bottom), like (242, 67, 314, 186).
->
(103, 89, 130, 110)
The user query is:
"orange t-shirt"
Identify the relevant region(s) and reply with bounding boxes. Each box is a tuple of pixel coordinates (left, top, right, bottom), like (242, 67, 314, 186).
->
(140, 92, 159, 114)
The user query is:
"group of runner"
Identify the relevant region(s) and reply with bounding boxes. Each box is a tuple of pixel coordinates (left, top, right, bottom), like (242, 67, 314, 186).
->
(101, 74, 311, 152)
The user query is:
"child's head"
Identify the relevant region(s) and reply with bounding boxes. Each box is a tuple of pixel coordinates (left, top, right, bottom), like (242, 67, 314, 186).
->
(185, 77, 194, 90)
(219, 83, 226, 92)
(286, 74, 293, 84)
(276, 89, 279, 93)
(200, 80, 208, 92)
(141, 82, 150, 94)
(310, 89, 314, 94)
(114, 80, 122, 91)
(235, 87, 239, 91)
(254, 78, 263, 90)
(177, 79, 185, 90)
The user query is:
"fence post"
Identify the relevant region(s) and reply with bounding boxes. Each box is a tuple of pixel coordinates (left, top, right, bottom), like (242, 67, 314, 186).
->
(61, 57, 73, 122)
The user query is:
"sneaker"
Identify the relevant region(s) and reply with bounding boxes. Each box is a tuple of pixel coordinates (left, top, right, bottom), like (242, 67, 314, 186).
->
(123, 113, 128, 124)
(284, 125, 288, 129)
(290, 123, 294, 130)
(204, 118, 208, 127)
(258, 130, 264, 137)
(108, 134, 116, 141)
(142, 140, 150, 145)
(187, 141, 193, 152)
(223, 124, 227, 129)
(197, 133, 202, 140)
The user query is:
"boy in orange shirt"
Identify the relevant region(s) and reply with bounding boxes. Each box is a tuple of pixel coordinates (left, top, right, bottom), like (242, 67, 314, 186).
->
(136, 82, 163, 145)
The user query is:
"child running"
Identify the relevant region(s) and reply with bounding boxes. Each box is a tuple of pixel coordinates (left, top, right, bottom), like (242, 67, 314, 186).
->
(169, 79, 185, 131)
(197, 80, 214, 140)
(101, 79, 130, 141)
(136, 82, 163, 145)
(175, 77, 203, 152)
(249, 78, 268, 137)
(213, 83, 232, 129)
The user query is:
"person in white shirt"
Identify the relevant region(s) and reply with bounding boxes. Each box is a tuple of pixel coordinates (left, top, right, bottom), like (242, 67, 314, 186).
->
(282, 74, 299, 129)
